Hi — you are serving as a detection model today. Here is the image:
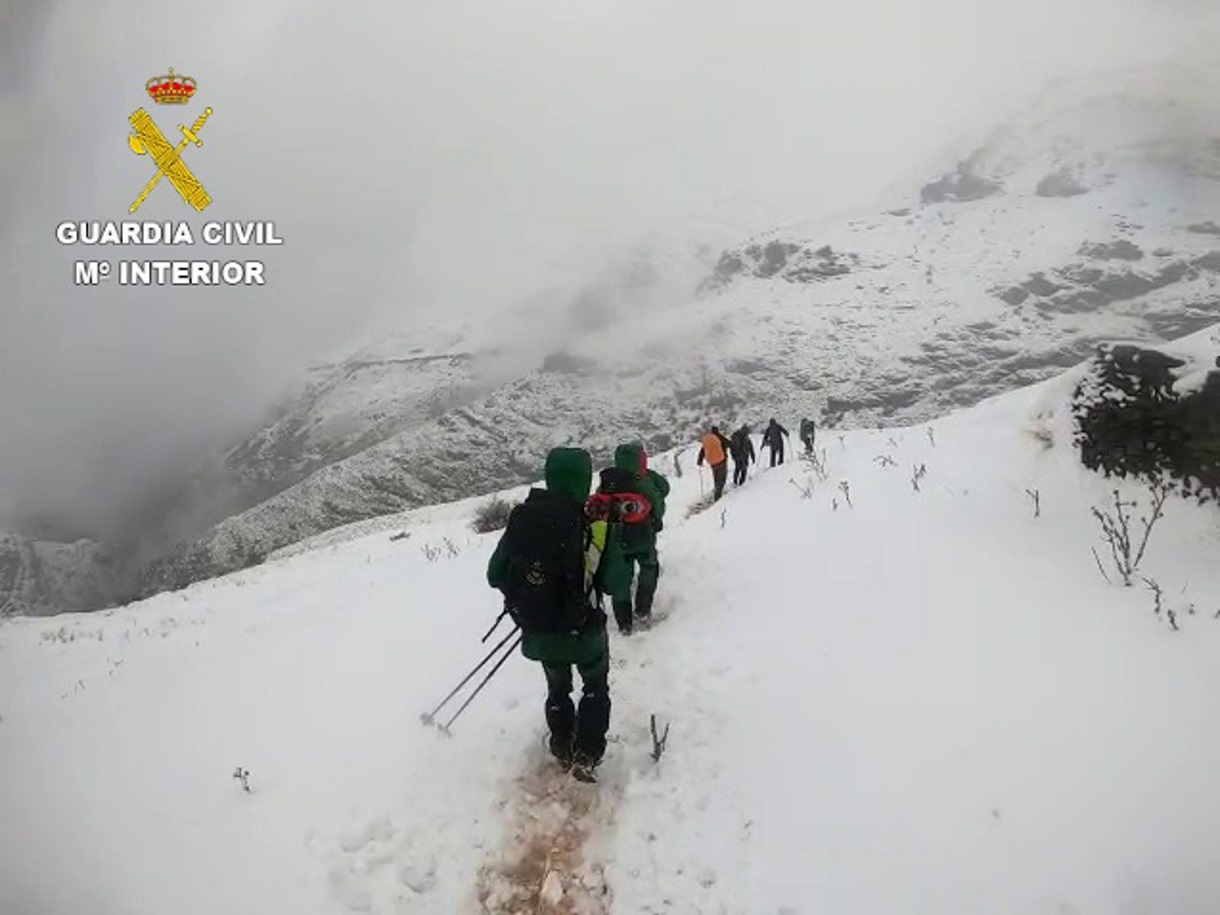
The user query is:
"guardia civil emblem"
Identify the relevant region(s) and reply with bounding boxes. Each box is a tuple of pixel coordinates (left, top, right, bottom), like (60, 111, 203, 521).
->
(127, 68, 213, 213)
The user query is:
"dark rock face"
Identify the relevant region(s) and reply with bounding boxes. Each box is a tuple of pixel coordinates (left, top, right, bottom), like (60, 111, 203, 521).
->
(1078, 240, 1144, 261)
(1036, 168, 1089, 198)
(1073, 342, 1220, 503)
(996, 250, 1220, 315)
(700, 242, 860, 291)
(920, 163, 1003, 204)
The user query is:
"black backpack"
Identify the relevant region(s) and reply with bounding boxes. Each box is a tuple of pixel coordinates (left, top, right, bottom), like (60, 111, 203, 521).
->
(500, 491, 592, 634)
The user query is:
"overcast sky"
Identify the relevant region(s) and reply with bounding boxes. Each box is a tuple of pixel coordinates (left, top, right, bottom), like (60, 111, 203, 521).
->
(0, 0, 1214, 539)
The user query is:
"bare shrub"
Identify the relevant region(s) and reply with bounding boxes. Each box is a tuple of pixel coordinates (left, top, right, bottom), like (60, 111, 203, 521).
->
(650, 714, 670, 762)
(233, 767, 252, 793)
(1027, 426, 1054, 450)
(1025, 488, 1041, 518)
(789, 478, 815, 500)
(1090, 480, 1171, 586)
(838, 480, 853, 507)
(472, 496, 515, 534)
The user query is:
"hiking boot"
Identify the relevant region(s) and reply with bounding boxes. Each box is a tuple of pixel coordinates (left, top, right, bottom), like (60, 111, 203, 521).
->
(549, 734, 574, 766)
(569, 762, 597, 783)
(569, 750, 601, 783)
(612, 601, 633, 634)
(544, 695, 575, 765)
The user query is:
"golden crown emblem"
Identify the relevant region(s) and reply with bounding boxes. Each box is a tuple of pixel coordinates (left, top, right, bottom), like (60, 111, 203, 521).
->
(145, 67, 196, 104)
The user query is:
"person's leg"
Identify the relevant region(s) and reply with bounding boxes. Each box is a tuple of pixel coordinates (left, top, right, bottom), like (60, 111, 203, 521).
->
(612, 556, 637, 633)
(542, 663, 576, 763)
(713, 462, 727, 499)
(769, 446, 778, 468)
(777, 443, 785, 465)
(572, 648, 611, 768)
(634, 549, 660, 620)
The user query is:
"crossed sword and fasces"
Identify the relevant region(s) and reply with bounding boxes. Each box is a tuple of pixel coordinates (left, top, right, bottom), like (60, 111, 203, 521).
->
(127, 106, 213, 213)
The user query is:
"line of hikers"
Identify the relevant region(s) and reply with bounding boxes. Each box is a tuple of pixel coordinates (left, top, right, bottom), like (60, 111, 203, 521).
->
(480, 420, 817, 780)
(696, 416, 818, 500)
(485, 442, 669, 781)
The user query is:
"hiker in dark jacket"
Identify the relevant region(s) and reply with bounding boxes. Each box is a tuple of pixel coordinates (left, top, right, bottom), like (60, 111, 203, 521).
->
(696, 425, 732, 501)
(596, 442, 669, 634)
(487, 447, 629, 778)
(760, 418, 790, 467)
(799, 417, 816, 456)
(729, 424, 755, 487)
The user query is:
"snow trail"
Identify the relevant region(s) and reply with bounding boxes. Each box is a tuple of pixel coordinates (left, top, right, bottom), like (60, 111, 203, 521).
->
(476, 752, 618, 914)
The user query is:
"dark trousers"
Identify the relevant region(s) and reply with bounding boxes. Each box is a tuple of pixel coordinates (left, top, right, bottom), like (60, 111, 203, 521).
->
(733, 460, 748, 486)
(711, 460, 728, 499)
(612, 549, 660, 632)
(801, 434, 814, 455)
(543, 649, 610, 767)
(768, 444, 784, 467)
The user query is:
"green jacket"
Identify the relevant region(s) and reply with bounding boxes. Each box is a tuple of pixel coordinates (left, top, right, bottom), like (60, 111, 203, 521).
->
(486, 446, 626, 665)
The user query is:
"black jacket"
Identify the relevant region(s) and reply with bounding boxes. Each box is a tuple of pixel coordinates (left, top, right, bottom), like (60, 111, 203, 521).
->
(729, 428, 755, 464)
(761, 422, 789, 448)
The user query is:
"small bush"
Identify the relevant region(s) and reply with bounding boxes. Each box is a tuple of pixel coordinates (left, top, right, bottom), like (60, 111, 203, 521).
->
(472, 497, 515, 533)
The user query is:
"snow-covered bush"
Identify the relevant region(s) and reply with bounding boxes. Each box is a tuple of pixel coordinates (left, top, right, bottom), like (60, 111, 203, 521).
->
(1073, 341, 1220, 504)
(471, 497, 515, 534)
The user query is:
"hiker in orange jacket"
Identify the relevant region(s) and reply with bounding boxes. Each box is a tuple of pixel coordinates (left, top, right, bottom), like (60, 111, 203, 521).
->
(696, 426, 732, 501)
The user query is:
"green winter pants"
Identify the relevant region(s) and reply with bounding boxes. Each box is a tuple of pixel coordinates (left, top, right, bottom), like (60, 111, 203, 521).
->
(612, 548, 660, 630)
(543, 642, 610, 766)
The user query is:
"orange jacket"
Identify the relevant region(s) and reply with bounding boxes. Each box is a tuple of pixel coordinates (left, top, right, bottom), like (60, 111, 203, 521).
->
(699, 431, 727, 466)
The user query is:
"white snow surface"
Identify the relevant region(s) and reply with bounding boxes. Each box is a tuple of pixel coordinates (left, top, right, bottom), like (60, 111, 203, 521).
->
(3, 372, 1220, 914)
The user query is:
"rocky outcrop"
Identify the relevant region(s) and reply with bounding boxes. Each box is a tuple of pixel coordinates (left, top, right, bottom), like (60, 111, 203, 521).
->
(920, 162, 1003, 204)
(701, 243, 860, 292)
(994, 247, 1220, 319)
(1036, 167, 1089, 198)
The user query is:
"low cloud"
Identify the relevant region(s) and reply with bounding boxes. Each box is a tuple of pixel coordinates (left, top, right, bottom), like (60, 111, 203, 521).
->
(0, 0, 1210, 539)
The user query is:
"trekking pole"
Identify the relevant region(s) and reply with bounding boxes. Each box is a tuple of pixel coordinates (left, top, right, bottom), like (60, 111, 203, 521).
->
(420, 626, 520, 727)
(481, 605, 509, 643)
(437, 631, 523, 735)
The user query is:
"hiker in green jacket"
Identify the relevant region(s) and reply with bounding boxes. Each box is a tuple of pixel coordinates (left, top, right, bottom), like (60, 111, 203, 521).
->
(596, 442, 670, 634)
(800, 417, 817, 456)
(486, 447, 629, 778)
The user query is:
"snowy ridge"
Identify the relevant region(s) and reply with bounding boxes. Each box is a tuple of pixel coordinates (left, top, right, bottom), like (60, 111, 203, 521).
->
(3, 348, 1220, 912)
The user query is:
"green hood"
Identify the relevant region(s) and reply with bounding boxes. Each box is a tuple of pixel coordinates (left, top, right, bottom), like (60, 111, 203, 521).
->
(544, 447, 593, 502)
(614, 442, 646, 474)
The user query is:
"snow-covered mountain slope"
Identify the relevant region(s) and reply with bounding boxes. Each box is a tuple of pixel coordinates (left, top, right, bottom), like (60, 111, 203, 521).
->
(698, 65, 1220, 422)
(0, 532, 127, 617)
(4, 353, 1220, 914)
(128, 65, 1220, 603)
